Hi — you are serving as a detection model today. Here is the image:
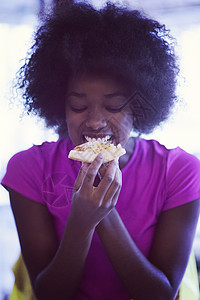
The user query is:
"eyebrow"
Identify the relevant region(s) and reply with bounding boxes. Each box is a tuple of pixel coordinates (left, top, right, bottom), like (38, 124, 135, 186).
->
(66, 91, 127, 99)
(103, 92, 126, 98)
(67, 92, 86, 98)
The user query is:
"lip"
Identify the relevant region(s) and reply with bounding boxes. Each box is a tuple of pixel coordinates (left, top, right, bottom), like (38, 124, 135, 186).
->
(81, 133, 118, 145)
(81, 134, 112, 143)
(82, 133, 113, 138)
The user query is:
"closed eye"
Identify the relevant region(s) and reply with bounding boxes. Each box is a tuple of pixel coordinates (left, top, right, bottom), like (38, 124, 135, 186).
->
(105, 106, 124, 113)
(70, 106, 87, 113)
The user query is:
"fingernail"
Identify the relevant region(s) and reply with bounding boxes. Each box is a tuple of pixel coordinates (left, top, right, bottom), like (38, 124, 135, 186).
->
(98, 152, 105, 159)
(114, 157, 119, 164)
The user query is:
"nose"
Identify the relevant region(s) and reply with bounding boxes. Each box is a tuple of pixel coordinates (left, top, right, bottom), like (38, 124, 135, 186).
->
(85, 110, 107, 130)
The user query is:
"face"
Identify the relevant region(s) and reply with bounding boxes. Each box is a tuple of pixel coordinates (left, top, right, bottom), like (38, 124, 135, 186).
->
(65, 75, 134, 150)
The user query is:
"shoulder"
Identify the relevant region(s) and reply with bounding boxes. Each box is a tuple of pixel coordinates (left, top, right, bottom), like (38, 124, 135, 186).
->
(138, 138, 200, 170)
(150, 142, 200, 210)
(3, 138, 77, 182)
(137, 139, 200, 207)
(6, 138, 73, 166)
(1, 139, 76, 202)
(165, 146, 200, 194)
(133, 139, 170, 170)
(166, 146, 200, 174)
(137, 138, 169, 158)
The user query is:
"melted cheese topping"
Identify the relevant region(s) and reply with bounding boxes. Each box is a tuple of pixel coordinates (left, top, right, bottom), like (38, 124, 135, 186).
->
(68, 140, 126, 163)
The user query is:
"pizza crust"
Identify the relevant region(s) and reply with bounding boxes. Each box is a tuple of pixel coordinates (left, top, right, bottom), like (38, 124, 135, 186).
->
(68, 140, 126, 163)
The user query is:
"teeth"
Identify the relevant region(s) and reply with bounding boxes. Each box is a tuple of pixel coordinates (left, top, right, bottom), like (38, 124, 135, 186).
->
(85, 135, 111, 143)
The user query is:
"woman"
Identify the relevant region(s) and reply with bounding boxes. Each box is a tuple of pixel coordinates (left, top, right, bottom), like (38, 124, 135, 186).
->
(2, 2, 200, 299)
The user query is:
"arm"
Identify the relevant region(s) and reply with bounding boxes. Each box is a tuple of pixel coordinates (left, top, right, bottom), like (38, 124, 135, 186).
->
(96, 199, 200, 300)
(9, 189, 94, 300)
(9, 154, 120, 300)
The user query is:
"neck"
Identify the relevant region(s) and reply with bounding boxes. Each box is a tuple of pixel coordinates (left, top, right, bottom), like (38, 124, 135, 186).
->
(119, 137, 137, 170)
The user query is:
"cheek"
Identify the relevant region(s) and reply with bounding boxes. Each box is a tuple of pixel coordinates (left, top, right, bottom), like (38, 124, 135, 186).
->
(65, 111, 87, 143)
(65, 112, 78, 134)
(65, 117, 80, 145)
(118, 112, 133, 134)
(66, 108, 83, 126)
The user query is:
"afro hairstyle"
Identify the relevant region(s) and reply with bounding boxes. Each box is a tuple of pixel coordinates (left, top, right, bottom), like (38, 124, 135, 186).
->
(16, 1, 179, 136)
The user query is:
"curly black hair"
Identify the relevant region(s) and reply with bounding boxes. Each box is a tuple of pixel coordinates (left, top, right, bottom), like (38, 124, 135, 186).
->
(17, 1, 179, 136)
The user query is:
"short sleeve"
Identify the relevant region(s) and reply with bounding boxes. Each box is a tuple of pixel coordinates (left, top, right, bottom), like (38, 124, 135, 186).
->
(163, 148, 200, 211)
(1, 147, 45, 204)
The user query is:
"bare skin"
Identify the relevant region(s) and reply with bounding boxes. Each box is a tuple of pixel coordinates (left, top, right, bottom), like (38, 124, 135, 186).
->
(8, 76, 200, 299)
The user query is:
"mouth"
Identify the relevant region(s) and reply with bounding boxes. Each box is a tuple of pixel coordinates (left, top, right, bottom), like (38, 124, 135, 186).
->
(81, 135, 115, 145)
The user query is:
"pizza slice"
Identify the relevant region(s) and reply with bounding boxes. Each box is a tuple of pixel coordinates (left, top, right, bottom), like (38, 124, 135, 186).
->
(68, 139, 126, 163)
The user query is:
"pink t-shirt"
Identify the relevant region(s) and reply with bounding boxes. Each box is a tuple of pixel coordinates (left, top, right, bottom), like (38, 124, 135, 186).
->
(2, 138, 200, 299)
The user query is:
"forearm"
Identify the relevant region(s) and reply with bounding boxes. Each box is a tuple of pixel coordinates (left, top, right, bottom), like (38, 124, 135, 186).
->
(35, 214, 94, 300)
(96, 209, 174, 300)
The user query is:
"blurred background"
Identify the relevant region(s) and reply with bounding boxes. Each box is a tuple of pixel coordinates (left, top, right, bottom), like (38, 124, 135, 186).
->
(0, 0, 200, 299)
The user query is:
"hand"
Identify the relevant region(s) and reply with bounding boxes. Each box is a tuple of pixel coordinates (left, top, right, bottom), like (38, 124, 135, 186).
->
(70, 154, 122, 231)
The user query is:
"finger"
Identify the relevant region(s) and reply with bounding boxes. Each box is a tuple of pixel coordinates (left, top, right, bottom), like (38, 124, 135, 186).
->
(96, 162, 112, 186)
(81, 153, 105, 188)
(97, 158, 119, 201)
(101, 163, 122, 207)
(73, 162, 90, 192)
(103, 186, 121, 209)
(111, 184, 121, 207)
(98, 156, 119, 179)
(98, 164, 107, 179)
